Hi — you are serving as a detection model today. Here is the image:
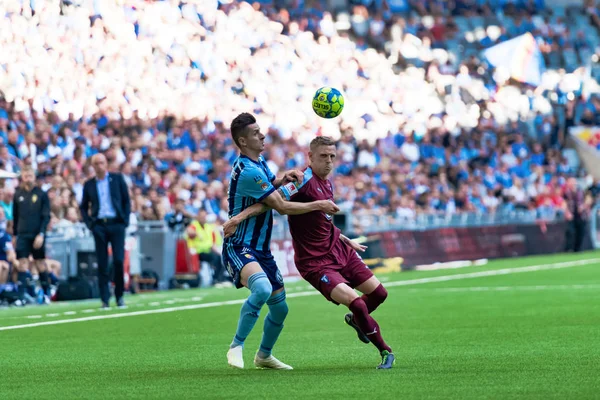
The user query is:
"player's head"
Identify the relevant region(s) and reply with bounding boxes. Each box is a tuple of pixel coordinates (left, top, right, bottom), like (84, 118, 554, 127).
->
(20, 165, 36, 189)
(308, 136, 337, 179)
(230, 113, 264, 155)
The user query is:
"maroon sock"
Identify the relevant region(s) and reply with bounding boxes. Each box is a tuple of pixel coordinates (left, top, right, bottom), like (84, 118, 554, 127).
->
(349, 298, 392, 353)
(361, 284, 388, 314)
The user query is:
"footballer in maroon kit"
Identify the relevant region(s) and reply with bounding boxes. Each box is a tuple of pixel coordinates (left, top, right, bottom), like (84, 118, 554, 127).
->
(223, 136, 395, 369)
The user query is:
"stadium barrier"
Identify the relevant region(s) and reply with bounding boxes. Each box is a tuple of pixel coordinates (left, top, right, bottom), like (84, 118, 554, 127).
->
(378, 221, 594, 268)
(44, 211, 598, 292)
(45, 222, 177, 291)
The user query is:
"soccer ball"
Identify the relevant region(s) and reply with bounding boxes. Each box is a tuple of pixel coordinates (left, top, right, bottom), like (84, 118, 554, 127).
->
(312, 87, 344, 119)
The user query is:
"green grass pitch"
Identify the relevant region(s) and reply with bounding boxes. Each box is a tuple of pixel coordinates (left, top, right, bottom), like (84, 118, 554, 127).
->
(1, 251, 599, 399)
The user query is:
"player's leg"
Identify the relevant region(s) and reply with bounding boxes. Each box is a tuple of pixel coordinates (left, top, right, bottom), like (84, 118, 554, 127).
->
(257, 287, 288, 358)
(252, 255, 292, 370)
(355, 276, 388, 314)
(233, 261, 272, 347)
(226, 250, 272, 369)
(330, 283, 395, 369)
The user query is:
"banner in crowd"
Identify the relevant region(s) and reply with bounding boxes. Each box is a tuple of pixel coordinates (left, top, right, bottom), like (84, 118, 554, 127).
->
(483, 32, 545, 86)
(272, 221, 593, 275)
(569, 126, 600, 180)
(570, 126, 600, 148)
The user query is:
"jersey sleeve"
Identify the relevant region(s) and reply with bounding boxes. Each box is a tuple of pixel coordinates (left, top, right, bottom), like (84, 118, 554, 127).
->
(279, 170, 311, 201)
(238, 166, 276, 201)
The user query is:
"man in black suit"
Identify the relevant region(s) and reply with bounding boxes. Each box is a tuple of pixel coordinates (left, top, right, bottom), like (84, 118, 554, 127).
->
(80, 154, 131, 308)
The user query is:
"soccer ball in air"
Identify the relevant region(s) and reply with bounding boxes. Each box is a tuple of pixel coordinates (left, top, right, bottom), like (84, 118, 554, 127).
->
(312, 87, 344, 119)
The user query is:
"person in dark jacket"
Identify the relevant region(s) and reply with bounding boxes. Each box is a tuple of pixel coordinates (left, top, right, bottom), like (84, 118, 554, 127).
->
(80, 153, 131, 309)
(12, 165, 51, 303)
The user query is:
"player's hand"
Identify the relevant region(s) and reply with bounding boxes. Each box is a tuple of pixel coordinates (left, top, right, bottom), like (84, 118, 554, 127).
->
(283, 169, 304, 185)
(347, 239, 368, 253)
(33, 234, 44, 249)
(317, 200, 340, 215)
(222, 218, 240, 239)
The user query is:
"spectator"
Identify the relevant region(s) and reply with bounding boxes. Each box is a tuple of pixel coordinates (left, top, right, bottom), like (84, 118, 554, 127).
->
(185, 210, 228, 285)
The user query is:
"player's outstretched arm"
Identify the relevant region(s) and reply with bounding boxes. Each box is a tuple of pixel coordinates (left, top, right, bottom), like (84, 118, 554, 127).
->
(223, 203, 270, 238)
(262, 189, 340, 216)
(272, 169, 304, 188)
(340, 234, 368, 252)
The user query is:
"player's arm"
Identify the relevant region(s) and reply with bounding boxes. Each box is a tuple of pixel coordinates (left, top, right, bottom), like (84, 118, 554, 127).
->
(340, 234, 368, 253)
(224, 184, 298, 227)
(222, 183, 302, 238)
(272, 169, 304, 189)
(262, 189, 338, 216)
(222, 187, 340, 238)
(236, 167, 338, 215)
(223, 202, 270, 238)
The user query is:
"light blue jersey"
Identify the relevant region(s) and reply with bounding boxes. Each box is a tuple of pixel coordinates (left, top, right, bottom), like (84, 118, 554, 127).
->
(226, 155, 276, 253)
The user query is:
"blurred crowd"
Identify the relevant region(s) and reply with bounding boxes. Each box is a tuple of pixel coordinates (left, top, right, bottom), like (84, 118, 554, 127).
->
(1, 0, 600, 237)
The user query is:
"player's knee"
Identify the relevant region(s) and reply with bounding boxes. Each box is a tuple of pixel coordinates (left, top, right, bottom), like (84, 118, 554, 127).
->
(248, 273, 272, 307)
(374, 284, 388, 304)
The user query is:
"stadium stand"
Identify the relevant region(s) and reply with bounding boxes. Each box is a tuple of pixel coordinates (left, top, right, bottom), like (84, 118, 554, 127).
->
(1, 0, 600, 296)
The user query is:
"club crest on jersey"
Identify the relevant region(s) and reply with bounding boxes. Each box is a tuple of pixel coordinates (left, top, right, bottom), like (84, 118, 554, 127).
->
(260, 183, 269, 191)
(244, 253, 255, 260)
(321, 275, 330, 284)
(324, 212, 333, 221)
(32, 194, 38, 203)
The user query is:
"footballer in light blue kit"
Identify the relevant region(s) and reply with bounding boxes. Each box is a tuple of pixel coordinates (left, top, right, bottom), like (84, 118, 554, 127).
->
(223, 113, 340, 370)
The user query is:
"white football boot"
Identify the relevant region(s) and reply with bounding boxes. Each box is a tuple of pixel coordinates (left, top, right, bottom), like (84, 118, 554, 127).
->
(254, 353, 293, 370)
(227, 346, 244, 369)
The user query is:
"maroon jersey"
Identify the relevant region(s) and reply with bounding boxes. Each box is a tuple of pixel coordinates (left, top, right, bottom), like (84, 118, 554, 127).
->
(279, 167, 341, 268)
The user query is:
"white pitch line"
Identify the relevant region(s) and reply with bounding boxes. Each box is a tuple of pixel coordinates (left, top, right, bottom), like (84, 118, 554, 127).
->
(63, 311, 77, 315)
(382, 258, 600, 289)
(1, 257, 599, 332)
(405, 284, 600, 293)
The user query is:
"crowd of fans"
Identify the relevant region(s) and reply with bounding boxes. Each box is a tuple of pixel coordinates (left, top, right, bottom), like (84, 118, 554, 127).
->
(0, 0, 600, 240)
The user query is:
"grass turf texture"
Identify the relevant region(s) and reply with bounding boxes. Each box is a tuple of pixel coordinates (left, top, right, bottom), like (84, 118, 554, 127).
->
(1, 252, 599, 399)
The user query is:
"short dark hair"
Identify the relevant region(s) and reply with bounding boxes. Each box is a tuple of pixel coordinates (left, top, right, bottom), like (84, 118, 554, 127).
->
(309, 136, 336, 152)
(230, 113, 256, 148)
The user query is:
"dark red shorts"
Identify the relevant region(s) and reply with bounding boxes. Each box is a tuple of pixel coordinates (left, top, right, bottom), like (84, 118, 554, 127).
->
(297, 239, 373, 304)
